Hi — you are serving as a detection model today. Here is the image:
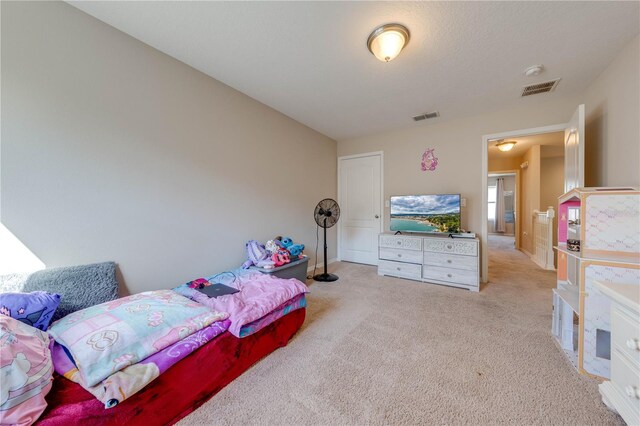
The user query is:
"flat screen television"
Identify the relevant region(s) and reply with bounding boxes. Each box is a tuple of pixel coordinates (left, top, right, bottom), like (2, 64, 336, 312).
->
(390, 194, 461, 234)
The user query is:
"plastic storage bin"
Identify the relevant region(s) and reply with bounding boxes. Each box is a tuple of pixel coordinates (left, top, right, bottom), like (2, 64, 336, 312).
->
(250, 256, 309, 283)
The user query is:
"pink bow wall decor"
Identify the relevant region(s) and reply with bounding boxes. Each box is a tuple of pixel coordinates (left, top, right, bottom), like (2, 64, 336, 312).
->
(421, 148, 438, 172)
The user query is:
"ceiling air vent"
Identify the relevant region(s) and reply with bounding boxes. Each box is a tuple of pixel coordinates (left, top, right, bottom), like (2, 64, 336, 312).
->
(413, 111, 440, 122)
(521, 79, 561, 97)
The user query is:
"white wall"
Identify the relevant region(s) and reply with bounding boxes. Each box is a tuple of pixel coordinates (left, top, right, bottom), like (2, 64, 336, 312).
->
(488, 156, 522, 173)
(583, 34, 640, 187)
(337, 32, 639, 275)
(540, 154, 564, 266)
(337, 94, 581, 275)
(519, 146, 541, 255)
(1, 1, 337, 293)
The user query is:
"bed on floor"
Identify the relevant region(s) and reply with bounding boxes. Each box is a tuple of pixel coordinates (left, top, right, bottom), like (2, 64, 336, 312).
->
(38, 308, 305, 425)
(1, 263, 307, 426)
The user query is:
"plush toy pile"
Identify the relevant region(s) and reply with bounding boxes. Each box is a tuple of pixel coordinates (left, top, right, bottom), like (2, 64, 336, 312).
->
(241, 236, 305, 269)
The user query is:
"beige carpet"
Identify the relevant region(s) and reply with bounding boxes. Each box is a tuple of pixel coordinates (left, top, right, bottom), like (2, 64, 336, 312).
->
(179, 235, 623, 425)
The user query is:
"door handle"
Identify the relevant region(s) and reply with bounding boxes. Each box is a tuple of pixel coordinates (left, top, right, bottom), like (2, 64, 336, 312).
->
(375, 215, 380, 218)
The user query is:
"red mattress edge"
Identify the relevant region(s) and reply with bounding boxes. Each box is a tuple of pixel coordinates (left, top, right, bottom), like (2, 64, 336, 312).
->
(38, 308, 306, 426)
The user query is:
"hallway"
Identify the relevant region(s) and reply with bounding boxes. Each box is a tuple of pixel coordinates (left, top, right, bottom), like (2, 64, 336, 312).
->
(487, 233, 556, 290)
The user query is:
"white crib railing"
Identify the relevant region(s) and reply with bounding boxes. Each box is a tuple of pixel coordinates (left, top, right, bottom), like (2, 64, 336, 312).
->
(532, 206, 555, 270)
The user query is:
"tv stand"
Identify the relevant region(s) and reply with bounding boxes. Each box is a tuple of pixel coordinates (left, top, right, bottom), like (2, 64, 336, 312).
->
(377, 232, 480, 292)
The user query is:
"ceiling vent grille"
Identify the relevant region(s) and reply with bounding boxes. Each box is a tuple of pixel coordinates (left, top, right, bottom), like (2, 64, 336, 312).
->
(521, 79, 561, 97)
(413, 111, 440, 121)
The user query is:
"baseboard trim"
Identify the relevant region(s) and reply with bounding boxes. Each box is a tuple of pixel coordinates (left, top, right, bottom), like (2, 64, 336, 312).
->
(307, 258, 338, 273)
(531, 257, 556, 271)
(522, 249, 556, 271)
(520, 248, 534, 258)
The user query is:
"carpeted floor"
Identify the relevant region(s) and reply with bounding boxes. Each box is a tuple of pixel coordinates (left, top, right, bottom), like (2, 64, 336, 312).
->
(179, 235, 623, 425)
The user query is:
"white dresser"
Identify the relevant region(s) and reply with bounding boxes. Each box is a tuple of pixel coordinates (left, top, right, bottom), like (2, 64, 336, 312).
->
(596, 281, 640, 426)
(377, 233, 480, 292)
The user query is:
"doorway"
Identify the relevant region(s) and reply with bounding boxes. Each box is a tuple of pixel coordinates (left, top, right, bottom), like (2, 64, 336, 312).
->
(481, 105, 585, 283)
(337, 151, 383, 265)
(485, 130, 567, 278)
(487, 172, 518, 251)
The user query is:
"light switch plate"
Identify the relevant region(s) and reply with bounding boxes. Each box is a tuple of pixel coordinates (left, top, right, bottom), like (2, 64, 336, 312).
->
(385, 200, 390, 208)
(461, 198, 467, 207)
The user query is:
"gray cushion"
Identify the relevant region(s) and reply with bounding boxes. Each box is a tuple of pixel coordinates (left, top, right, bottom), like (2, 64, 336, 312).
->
(0, 262, 119, 322)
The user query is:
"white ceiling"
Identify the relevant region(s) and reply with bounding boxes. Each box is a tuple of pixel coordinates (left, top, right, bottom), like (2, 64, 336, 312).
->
(68, 1, 639, 141)
(488, 131, 564, 160)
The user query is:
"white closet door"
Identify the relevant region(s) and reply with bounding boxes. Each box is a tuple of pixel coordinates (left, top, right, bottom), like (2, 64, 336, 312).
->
(338, 153, 382, 265)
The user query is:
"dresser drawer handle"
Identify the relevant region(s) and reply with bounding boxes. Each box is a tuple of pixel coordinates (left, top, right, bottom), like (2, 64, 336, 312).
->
(397, 254, 402, 258)
(397, 241, 402, 245)
(396, 267, 401, 271)
(447, 259, 452, 263)
(447, 273, 452, 278)
(446, 244, 453, 250)
(625, 385, 640, 399)
(626, 338, 640, 351)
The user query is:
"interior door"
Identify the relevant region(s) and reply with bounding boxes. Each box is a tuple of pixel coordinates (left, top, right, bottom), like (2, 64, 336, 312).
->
(564, 104, 585, 192)
(339, 153, 382, 265)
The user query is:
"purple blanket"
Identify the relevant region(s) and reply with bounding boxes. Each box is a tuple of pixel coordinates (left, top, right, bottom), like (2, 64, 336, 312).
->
(175, 273, 308, 337)
(239, 293, 307, 337)
(52, 319, 230, 408)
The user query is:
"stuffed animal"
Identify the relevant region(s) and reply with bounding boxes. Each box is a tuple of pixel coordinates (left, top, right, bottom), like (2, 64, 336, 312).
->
(280, 237, 304, 258)
(271, 249, 290, 267)
(272, 236, 286, 249)
(186, 278, 210, 289)
(265, 240, 279, 255)
(288, 244, 305, 257)
(242, 240, 275, 269)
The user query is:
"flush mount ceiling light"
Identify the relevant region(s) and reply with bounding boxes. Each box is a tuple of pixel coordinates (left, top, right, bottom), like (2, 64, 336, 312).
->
(496, 140, 517, 152)
(524, 64, 544, 77)
(367, 23, 410, 62)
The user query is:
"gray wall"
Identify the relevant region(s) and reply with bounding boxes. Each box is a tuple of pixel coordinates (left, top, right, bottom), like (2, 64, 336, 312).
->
(1, 1, 337, 293)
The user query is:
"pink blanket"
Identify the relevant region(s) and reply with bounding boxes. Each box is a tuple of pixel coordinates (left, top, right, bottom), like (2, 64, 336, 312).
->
(175, 274, 308, 337)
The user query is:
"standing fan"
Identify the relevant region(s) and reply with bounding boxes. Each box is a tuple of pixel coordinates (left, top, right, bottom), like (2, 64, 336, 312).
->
(313, 198, 340, 282)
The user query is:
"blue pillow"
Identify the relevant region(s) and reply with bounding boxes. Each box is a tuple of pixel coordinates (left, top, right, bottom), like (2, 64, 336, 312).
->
(0, 291, 61, 330)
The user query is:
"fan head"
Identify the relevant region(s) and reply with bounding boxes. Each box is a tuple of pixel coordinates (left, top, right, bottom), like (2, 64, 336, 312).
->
(314, 198, 340, 228)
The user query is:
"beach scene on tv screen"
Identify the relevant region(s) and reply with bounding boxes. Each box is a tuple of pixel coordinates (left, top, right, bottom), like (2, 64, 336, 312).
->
(390, 194, 460, 233)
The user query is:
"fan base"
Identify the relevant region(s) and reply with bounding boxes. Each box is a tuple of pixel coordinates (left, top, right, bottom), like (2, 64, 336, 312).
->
(313, 273, 339, 282)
